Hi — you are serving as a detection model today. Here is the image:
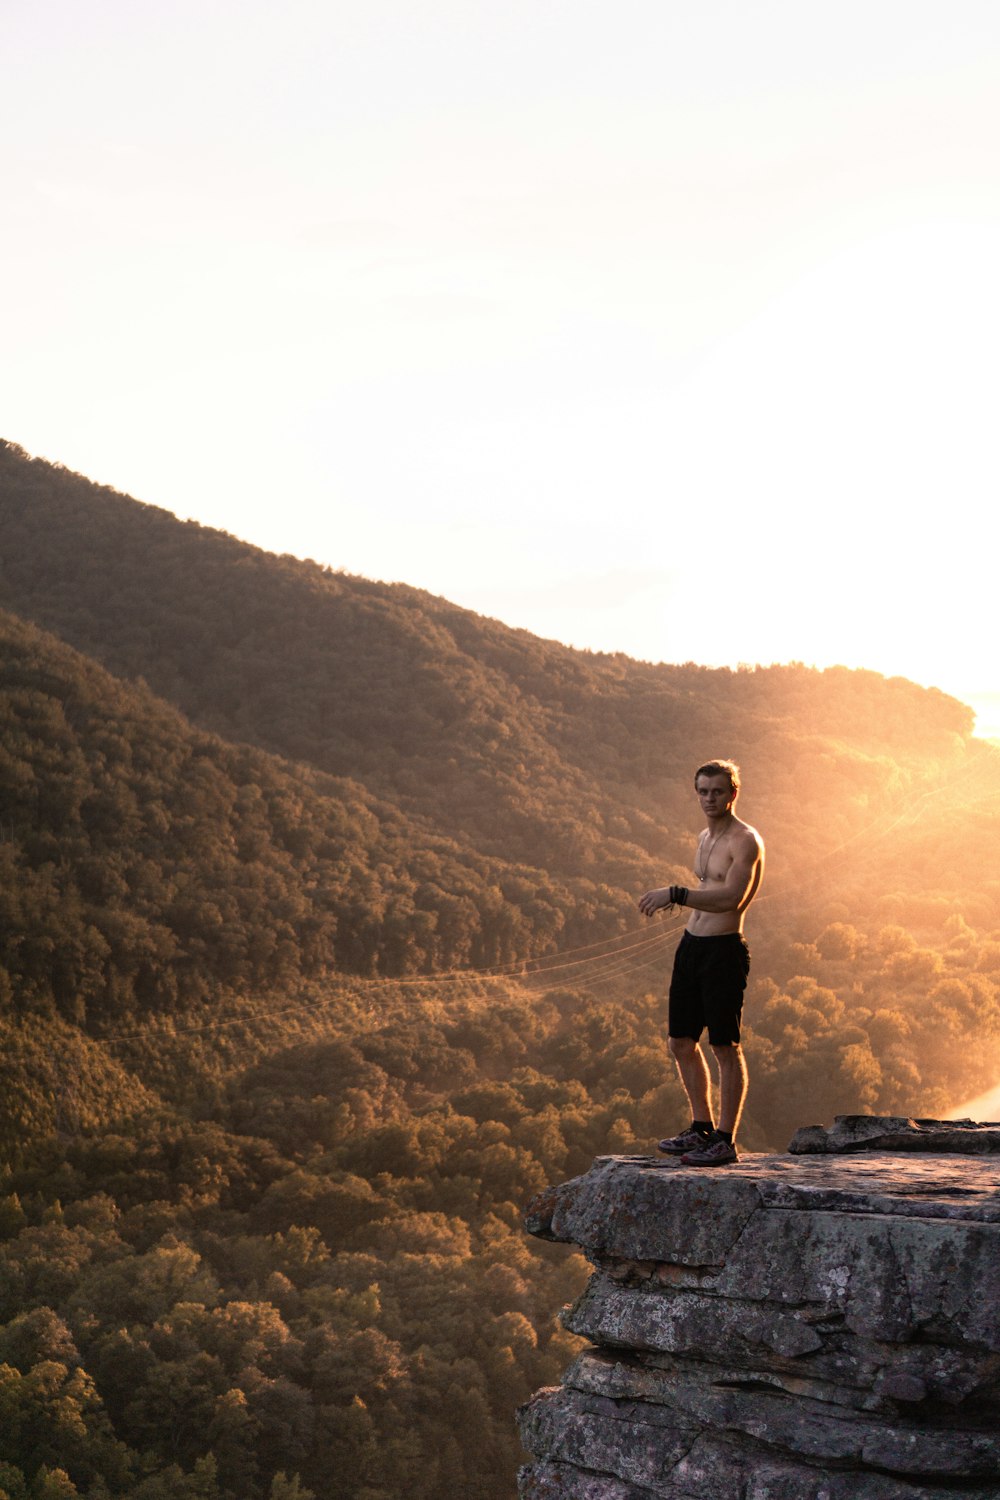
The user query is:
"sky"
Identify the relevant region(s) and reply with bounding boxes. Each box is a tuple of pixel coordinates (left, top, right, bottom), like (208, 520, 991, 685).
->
(4, 2, 1000, 731)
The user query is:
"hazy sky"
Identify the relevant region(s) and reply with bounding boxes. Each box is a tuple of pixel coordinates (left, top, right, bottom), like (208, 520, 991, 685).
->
(5, 2, 1000, 725)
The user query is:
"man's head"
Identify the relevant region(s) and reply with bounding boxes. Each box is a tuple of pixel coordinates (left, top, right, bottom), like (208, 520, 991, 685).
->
(694, 759, 740, 795)
(694, 759, 740, 818)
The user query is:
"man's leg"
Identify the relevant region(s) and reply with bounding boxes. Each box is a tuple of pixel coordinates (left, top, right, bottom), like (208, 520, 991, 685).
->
(679, 1042, 747, 1166)
(661, 937, 716, 1154)
(712, 1042, 748, 1137)
(669, 1035, 714, 1124)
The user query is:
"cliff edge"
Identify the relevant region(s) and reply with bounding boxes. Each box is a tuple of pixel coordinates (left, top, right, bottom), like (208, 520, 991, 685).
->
(518, 1116, 1000, 1499)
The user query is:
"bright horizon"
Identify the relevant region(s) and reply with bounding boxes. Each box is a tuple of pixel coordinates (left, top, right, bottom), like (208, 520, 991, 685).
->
(4, 2, 1000, 732)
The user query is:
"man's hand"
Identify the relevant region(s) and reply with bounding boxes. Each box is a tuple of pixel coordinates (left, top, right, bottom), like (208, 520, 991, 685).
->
(638, 887, 674, 918)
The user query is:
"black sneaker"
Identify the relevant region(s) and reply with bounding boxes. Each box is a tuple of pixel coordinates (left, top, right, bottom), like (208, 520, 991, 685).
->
(657, 1126, 712, 1155)
(680, 1135, 739, 1167)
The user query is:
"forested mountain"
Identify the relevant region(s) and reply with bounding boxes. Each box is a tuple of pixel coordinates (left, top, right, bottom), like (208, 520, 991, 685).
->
(0, 439, 971, 888)
(2, 438, 1000, 1499)
(0, 605, 638, 1032)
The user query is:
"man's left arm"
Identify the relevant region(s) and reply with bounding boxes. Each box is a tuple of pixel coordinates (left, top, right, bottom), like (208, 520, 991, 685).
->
(673, 830, 762, 915)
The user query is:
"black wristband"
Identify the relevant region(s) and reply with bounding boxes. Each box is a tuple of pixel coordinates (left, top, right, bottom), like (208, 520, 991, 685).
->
(669, 885, 689, 907)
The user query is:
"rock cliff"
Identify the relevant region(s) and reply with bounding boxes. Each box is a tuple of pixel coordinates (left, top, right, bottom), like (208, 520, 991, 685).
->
(518, 1117, 1000, 1499)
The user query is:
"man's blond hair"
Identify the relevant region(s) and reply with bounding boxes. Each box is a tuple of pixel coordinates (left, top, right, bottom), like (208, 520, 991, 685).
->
(694, 759, 741, 793)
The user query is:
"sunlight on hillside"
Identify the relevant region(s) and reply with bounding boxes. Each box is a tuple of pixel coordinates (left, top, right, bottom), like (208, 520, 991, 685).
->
(965, 690, 1000, 744)
(948, 1081, 1000, 1122)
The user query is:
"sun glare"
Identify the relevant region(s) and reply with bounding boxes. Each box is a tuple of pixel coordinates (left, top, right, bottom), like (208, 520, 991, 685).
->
(630, 221, 1000, 694)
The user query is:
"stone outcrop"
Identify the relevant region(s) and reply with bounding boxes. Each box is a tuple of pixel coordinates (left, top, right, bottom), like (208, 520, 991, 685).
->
(787, 1114, 1000, 1155)
(518, 1118, 1000, 1498)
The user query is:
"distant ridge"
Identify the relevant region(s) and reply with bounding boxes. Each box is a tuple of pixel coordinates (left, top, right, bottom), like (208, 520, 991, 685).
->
(0, 439, 972, 884)
(1, 603, 620, 1025)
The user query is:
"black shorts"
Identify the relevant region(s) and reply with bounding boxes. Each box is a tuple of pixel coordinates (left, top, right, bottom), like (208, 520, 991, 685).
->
(668, 931, 750, 1046)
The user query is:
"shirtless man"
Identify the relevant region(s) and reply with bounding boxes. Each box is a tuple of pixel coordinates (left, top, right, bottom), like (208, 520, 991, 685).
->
(638, 759, 764, 1166)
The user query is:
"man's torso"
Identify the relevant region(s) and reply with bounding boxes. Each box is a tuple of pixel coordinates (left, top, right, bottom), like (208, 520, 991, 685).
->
(686, 817, 764, 937)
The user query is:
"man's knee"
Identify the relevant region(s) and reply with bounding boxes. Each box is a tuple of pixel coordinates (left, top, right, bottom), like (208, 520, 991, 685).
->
(710, 1041, 744, 1068)
(669, 1034, 699, 1062)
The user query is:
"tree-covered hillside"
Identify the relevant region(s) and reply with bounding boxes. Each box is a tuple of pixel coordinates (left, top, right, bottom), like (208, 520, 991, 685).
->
(0, 439, 972, 890)
(0, 980, 603, 1500)
(0, 608, 638, 1031)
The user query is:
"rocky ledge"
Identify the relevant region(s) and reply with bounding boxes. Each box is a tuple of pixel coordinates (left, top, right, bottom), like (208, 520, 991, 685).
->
(517, 1117, 1000, 1499)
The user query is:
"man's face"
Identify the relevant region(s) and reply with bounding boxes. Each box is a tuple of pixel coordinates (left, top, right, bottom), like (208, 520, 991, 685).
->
(696, 774, 735, 819)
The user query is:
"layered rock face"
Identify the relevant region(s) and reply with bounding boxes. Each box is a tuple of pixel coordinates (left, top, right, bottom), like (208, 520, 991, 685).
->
(518, 1118, 1000, 1499)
